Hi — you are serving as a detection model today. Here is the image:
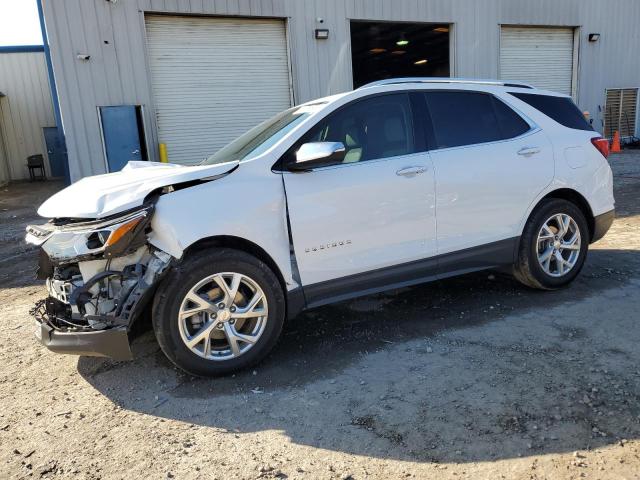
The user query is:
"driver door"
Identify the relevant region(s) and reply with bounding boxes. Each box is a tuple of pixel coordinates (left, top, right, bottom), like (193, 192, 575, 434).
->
(281, 93, 437, 305)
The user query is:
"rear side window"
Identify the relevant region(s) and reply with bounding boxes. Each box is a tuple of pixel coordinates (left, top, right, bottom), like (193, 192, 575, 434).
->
(509, 92, 593, 131)
(493, 97, 532, 139)
(423, 91, 530, 149)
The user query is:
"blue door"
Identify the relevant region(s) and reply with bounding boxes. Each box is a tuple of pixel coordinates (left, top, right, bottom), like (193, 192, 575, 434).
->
(43, 127, 67, 178)
(100, 106, 144, 172)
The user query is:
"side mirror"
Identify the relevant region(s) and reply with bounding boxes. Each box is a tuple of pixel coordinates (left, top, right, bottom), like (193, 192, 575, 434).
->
(289, 142, 346, 171)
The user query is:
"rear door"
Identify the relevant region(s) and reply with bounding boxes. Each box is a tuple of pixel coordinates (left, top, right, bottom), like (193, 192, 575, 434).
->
(422, 90, 554, 257)
(282, 93, 437, 302)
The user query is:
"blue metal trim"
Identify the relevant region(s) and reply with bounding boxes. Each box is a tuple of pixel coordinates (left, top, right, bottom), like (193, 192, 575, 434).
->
(0, 45, 44, 54)
(37, 0, 70, 185)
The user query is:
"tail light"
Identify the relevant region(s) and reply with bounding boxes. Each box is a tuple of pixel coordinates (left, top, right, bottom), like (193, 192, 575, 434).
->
(591, 137, 610, 159)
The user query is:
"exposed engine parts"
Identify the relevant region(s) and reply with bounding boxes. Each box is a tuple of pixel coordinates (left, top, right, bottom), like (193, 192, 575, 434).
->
(36, 247, 172, 332)
(25, 200, 167, 331)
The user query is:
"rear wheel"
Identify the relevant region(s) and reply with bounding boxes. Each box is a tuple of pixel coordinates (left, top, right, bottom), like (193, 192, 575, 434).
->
(513, 199, 589, 290)
(152, 249, 285, 376)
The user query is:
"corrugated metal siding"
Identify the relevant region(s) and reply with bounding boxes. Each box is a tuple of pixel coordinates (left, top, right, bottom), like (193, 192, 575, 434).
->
(0, 52, 56, 180)
(145, 15, 292, 165)
(500, 27, 575, 95)
(42, 0, 640, 181)
(0, 124, 9, 185)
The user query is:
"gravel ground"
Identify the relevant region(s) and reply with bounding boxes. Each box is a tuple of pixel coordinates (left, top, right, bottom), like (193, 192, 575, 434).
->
(0, 153, 639, 479)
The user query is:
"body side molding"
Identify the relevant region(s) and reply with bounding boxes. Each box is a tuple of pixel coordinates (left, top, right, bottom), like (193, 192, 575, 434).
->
(294, 237, 519, 310)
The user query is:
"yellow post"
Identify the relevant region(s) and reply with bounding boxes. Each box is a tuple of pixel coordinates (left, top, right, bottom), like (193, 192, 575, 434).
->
(158, 143, 168, 163)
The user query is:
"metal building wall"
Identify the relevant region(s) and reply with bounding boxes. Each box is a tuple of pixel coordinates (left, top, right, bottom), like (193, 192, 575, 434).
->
(41, 0, 640, 182)
(0, 120, 9, 185)
(0, 51, 56, 181)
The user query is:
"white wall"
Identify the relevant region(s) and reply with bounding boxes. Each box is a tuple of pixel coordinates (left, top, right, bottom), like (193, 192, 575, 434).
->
(42, 0, 640, 182)
(0, 51, 56, 180)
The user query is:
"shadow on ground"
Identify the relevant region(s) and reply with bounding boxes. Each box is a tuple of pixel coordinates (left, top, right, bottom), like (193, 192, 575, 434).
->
(77, 248, 640, 464)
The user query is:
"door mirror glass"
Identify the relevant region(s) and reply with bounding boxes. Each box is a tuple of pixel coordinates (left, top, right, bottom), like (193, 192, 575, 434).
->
(290, 142, 346, 170)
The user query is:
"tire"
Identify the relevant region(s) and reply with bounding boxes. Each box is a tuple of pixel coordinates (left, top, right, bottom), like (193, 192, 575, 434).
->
(152, 248, 285, 377)
(513, 199, 590, 290)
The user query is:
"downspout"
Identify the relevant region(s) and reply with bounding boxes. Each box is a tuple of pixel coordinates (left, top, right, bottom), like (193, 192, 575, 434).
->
(37, 0, 70, 185)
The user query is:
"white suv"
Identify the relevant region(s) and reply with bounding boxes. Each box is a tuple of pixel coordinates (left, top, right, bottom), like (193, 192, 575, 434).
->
(27, 78, 615, 376)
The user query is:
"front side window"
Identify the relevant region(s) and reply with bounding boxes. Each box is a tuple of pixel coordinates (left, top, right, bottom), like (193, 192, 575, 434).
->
(423, 91, 530, 149)
(302, 93, 415, 165)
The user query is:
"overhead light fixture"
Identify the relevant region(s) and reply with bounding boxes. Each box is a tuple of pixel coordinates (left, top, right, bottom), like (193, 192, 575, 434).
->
(588, 33, 600, 42)
(315, 29, 329, 40)
(396, 39, 409, 46)
(414, 59, 428, 65)
(433, 27, 449, 33)
(391, 50, 406, 55)
(370, 48, 387, 54)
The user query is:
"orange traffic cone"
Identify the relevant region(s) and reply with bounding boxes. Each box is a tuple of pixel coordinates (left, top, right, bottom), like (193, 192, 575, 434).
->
(611, 131, 622, 153)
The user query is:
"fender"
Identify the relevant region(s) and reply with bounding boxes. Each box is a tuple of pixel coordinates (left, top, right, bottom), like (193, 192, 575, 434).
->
(147, 159, 300, 295)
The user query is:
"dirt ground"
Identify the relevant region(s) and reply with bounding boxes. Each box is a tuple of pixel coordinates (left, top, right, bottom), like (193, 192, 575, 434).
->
(0, 153, 639, 480)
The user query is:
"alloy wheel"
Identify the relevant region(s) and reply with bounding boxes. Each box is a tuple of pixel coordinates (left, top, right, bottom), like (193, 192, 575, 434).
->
(536, 213, 582, 277)
(177, 272, 268, 361)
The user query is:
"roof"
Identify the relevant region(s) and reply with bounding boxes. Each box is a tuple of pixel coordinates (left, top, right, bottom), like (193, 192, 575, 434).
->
(358, 77, 535, 90)
(0, 45, 45, 54)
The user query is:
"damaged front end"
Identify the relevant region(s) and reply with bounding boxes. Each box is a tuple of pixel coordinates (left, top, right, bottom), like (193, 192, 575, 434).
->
(26, 204, 172, 360)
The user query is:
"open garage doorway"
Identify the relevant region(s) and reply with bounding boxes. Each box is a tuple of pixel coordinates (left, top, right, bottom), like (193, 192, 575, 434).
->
(350, 21, 450, 88)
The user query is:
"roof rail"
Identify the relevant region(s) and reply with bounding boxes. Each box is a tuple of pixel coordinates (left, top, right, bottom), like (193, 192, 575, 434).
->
(358, 77, 534, 90)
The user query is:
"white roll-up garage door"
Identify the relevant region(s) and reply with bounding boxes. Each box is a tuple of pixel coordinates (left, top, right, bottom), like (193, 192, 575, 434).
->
(500, 26, 575, 96)
(145, 16, 292, 165)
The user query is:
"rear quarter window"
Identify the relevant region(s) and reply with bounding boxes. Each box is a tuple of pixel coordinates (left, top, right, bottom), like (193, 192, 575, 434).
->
(422, 91, 530, 150)
(509, 92, 593, 131)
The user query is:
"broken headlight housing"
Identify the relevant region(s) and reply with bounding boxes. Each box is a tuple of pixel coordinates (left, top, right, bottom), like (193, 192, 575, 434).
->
(25, 206, 153, 263)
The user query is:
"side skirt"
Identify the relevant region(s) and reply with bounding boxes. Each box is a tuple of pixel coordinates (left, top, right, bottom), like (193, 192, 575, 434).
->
(291, 237, 519, 312)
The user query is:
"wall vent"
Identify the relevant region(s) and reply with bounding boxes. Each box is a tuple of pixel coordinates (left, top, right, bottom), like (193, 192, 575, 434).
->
(604, 88, 638, 139)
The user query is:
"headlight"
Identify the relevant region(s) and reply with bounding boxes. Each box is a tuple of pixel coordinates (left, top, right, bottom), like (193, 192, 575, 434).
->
(26, 207, 152, 263)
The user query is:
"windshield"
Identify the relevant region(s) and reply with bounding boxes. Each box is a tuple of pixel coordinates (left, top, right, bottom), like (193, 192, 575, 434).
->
(201, 103, 326, 165)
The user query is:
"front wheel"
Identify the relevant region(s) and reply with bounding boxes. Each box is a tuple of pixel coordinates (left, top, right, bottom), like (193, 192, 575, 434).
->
(513, 199, 589, 290)
(152, 249, 285, 377)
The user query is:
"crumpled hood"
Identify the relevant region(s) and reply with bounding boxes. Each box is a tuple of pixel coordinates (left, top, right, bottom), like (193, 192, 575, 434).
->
(38, 160, 239, 219)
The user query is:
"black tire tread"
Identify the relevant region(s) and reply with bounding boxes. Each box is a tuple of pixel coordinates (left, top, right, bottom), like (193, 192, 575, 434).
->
(152, 248, 285, 377)
(513, 198, 589, 290)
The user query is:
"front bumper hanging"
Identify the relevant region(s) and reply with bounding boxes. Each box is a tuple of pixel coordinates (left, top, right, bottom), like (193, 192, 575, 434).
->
(29, 247, 172, 361)
(35, 319, 133, 361)
(31, 297, 133, 360)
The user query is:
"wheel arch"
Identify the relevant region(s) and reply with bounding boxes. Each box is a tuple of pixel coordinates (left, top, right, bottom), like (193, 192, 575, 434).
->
(526, 188, 595, 240)
(182, 235, 288, 298)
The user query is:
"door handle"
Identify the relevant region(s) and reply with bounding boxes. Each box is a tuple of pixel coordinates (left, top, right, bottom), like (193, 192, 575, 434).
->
(517, 146, 540, 156)
(396, 166, 427, 177)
